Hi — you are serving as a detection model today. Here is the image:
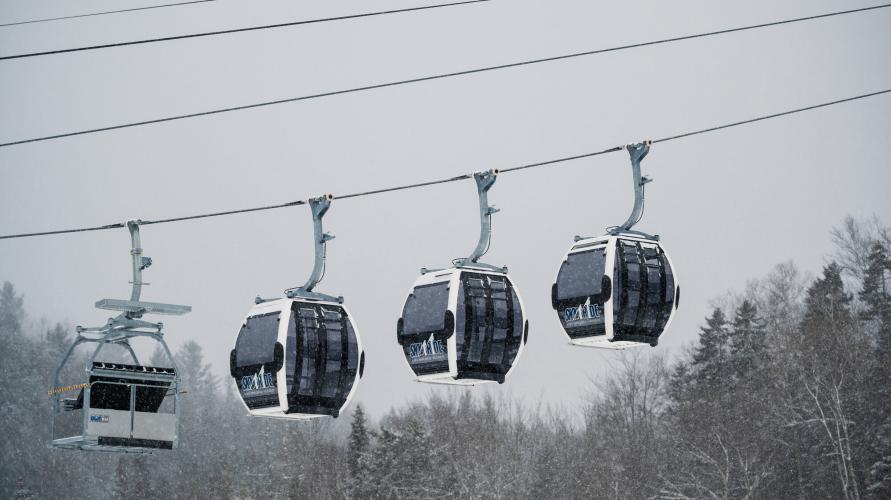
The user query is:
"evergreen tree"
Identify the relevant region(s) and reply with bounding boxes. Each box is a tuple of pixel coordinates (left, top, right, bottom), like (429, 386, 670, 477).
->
(794, 263, 864, 499)
(727, 300, 766, 381)
(860, 242, 891, 499)
(175, 340, 218, 394)
(367, 427, 401, 498)
(681, 308, 730, 393)
(802, 263, 853, 329)
(0, 281, 24, 338)
(348, 404, 372, 495)
(44, 322, 69, 359)
(860, 241, 891, 347)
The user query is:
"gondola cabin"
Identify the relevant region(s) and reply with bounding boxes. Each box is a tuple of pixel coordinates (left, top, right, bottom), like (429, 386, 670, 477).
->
(397, 267, 528, 385)
(551, 234, 678, 348)
(230, 298, 364, 419)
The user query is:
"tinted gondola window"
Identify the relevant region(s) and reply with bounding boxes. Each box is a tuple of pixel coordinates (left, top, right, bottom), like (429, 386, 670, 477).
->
(235, 313, 279, 367)
(557, 248, 606, 300)
(454, 272, 523, 382)
(343, 316, 360, 393)
(286, 311, 298, 395)
(400, 282, 450, 375)
(555, 247, 608, 339)
(402, 283, 450, 335)
(295, 307, 320, 397)
(286, 302, 360, 416)
(613, 239, 675, 343)
(321, 308, 344, 398)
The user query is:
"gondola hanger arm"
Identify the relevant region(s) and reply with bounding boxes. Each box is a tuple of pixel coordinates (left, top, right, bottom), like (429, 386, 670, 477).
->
(285, 194, 343, 303)
(452, 169, 507, 273)
(607, 140, 659, 241)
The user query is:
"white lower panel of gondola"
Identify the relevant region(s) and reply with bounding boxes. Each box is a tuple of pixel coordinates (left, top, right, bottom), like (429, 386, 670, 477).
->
(416, 373, 495, 386)
(247, 405, 329, 420)
(257, 413, 328, 420)
(569, 337, 649, 349)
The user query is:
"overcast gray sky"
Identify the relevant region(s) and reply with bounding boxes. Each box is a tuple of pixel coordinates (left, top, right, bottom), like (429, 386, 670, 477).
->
(1, 0, 889, 418)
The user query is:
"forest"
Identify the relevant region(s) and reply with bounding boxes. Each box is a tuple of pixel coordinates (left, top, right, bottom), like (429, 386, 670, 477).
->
(2, 216, 889, 500)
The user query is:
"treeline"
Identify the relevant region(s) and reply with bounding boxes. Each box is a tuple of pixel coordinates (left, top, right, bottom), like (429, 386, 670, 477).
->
(1, 217, 889, 499)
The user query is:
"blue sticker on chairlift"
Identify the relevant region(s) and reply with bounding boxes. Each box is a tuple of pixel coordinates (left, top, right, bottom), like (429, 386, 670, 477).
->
(563, 304, 601, 323)
(90, 414, 109, 423)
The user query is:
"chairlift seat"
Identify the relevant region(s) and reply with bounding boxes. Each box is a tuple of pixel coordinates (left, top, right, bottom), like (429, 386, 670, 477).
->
(52, 362, 178, 453)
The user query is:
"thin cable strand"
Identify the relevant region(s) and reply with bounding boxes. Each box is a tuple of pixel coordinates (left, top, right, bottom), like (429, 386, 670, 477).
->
(652, 89, 891, 143)
(0, 88, 888, 240)
(337, 174, 472, 200)
(0, 0, 216, 28)
(2, 3, 888, 148)
(0, 0, 490, 60)
(140, 199, 305, 225)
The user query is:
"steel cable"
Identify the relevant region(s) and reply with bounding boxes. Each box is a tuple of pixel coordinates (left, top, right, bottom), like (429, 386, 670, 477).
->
(1, 88, 887, 240)
(1, 3, 887, 148)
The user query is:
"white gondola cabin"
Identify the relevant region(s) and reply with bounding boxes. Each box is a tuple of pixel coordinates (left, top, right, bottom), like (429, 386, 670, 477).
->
(230, 297, 364, 418)
(396, 169, 529, 385)
(550, 141, 680, 348)
(552, 233, 678, 348)
(229, 194, 364, 419)
(397, 266, 528, 385)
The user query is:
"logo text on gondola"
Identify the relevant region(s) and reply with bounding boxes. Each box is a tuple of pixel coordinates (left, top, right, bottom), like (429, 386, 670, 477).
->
(241, 372, 275, 392)
(410, 339, 445, 359)
(564, 304, 601, 322)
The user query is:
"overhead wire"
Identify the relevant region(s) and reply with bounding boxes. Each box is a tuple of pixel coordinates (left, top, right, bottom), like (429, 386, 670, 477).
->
(1, 87, 888, 241)
(0, 0, 490, 61)
(1, 2, 888, 148)
(0, 0, 216, 28)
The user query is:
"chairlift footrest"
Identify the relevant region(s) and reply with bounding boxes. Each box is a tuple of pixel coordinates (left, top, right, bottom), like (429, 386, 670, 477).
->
(95, 299, 191, 316)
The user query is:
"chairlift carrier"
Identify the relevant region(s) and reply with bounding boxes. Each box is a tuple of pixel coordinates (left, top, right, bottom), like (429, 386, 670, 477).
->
(50, 220, 190, 454)
(397, 170, 529, 385)
(551, 142, 679, 348)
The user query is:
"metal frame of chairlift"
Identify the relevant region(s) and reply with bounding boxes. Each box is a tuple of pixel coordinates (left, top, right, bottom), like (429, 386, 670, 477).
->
(50, 220, 191, 454)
